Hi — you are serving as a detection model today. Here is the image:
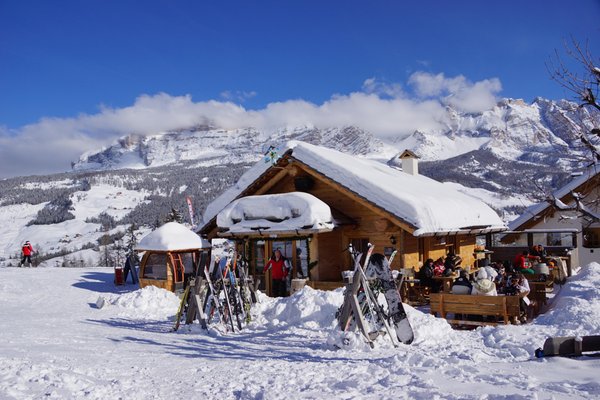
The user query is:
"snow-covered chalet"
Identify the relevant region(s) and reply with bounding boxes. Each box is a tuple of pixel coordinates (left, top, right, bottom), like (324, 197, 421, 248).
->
(199, 141, 506, 294)
(506, 164, 600, 270)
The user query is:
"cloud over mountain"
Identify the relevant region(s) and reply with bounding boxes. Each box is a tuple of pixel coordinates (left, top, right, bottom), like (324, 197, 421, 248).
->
(0, 72, 503, 178)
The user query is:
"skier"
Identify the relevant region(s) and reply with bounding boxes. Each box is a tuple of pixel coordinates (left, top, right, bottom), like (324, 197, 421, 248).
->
(263, 249, 289, 297)
(20, 241, 35, 267)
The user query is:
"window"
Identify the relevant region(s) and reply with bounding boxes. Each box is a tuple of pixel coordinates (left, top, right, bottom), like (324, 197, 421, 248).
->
(583, 228, 600, 248)
(181, 252, 195, 274)
(253, 240, 266, 276)
(546, 232, 575, 247)
(295, 239, 309, 278)
(143, 253, 168, 280)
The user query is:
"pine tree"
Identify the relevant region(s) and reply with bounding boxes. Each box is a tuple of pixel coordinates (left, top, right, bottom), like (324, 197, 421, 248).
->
(164, 207, 184, 224)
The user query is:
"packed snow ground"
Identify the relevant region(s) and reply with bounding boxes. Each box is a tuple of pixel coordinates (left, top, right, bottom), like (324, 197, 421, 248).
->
(1, 264, 600, 399)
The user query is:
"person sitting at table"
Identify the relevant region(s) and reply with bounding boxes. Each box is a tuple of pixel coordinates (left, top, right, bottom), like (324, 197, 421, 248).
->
(418, 258, 440, 293)
(433, 257, 445, 277)
(443, 254, 462, 276)
(475, 265, 498, 285)
(504, 273, 530, 323)
(513, 251, 535, 274)
(530, 244, 548, 262)
(450, 268, 472, 295)
(471, 272, 498, 296)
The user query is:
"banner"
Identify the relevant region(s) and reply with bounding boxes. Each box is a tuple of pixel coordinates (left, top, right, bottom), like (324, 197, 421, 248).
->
(186, 196, 195, 226)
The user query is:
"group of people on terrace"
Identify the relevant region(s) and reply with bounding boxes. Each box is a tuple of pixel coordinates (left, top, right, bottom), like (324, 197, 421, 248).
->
(415, 245, 560, 323)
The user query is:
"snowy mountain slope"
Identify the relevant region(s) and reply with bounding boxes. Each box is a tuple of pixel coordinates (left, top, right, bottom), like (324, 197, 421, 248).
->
(72, 97, 598, 203)
(73, 126, 385, 171)
(1, 263, 600, 398)
(0, 163, 245, 267)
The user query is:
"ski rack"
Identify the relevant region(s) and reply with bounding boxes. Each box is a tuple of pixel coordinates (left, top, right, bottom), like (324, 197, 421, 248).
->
(337, 244, 398, 348)
(174, 252, 259, 333)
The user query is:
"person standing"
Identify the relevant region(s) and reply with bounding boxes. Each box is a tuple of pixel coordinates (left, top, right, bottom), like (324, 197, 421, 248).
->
(20, 241, 35, 267)
(263, 249, 289, 297)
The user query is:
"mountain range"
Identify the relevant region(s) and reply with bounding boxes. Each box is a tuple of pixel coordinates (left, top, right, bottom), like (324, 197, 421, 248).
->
(0, 97, 597, 267)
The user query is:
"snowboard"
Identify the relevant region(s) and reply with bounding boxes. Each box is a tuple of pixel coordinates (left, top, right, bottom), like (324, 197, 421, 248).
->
(367, 253, 414, 345)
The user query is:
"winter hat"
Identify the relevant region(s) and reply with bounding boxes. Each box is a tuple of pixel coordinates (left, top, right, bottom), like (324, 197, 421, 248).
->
(473, 278, 495, 293)
(477, 266, 498, 281)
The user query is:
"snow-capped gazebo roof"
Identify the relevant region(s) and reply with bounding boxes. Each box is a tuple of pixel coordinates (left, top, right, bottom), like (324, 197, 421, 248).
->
(216, 192, 334, 236)
(203, 141, 506, 237)
(136, 222, 211, 252)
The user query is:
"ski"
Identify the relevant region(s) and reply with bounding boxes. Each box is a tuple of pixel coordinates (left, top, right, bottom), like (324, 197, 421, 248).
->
(172, 284, 191, 331)
(218, 256, 236, 332)
(387, 250, 398, 266)
(367, 253, 414, 345)
(203, 256, 225, 329)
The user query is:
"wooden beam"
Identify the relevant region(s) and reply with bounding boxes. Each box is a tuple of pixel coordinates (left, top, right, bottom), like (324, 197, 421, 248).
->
(254, 166, 292, 195)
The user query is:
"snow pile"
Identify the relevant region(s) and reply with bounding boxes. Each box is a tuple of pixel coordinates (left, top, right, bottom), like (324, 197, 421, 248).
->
(136, 221, 211, 251)
(217, 192, 334, 234)
(97, 285, 180, 320)
(534, 261, 600, 333)
(251, 286, 342, 330)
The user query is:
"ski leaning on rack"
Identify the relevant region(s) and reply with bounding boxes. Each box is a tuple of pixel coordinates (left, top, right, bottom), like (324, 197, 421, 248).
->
(366, 253, 414, 345)
(337, 243, 400, 347)
(172, 284, 191, 331)
(203, 257, 228, 331)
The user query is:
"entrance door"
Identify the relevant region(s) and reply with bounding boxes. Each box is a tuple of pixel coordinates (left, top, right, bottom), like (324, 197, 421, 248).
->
(251, 239, 310, 296)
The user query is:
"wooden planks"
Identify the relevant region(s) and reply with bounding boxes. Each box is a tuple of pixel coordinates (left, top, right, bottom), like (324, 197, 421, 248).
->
(430, 293, 520, 325)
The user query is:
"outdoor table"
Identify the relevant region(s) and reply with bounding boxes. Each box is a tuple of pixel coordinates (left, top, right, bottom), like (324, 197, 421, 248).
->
(433, 276, 455, 293)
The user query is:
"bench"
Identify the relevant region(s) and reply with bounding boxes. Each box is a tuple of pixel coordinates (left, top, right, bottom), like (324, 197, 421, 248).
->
(430, 293, 521, 326)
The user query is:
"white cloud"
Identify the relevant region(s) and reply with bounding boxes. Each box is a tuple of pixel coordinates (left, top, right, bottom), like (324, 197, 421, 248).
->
(0, 72, 503, 178)
(361, 77, 404, 98)
(408, 72, 502, 113)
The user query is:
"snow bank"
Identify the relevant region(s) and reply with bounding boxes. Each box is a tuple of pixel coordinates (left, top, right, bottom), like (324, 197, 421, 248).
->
(97, 286, 180, 320)
(251, 286, 342, 330)
(216, 192, 334, 234)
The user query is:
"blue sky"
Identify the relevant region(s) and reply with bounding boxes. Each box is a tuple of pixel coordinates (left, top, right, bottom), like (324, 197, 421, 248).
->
(1, 0, 598, 128)
(0, 0, 599, 177)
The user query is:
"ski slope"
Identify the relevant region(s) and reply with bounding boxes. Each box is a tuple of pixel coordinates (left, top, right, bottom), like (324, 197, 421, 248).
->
(1, 264, 600, 399)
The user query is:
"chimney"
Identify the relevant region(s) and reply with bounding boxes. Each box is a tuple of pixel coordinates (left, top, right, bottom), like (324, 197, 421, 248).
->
(399, 149, 420, 176)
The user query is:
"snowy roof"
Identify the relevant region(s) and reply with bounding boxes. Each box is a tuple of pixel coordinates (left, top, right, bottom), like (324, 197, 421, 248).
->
(509, 164, 600, 230)
(216, 192, 334, 236)
(136, 222, 211, 251)
(203, 141, 506, 237)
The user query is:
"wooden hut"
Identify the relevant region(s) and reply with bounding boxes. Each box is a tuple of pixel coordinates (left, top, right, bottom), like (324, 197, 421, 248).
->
(199, 141, 506, 295)
(136, 222, 211, 292)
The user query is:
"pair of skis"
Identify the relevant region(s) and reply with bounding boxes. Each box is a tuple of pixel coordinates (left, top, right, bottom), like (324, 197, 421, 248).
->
(337, 244, 413, 347)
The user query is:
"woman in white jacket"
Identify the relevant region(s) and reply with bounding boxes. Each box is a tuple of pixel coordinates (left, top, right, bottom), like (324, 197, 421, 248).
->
(471, 277, 497, 296)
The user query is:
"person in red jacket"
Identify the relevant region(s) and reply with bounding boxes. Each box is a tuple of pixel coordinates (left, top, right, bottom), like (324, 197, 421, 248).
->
(20, 241, 35, 267)
(513, 250, 535, 274)
(264, 249, 289, 297)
